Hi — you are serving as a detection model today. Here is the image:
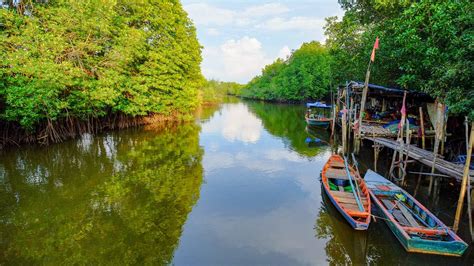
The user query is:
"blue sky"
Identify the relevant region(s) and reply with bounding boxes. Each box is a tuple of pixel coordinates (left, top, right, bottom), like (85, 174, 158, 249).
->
(182, 1, 343, 83)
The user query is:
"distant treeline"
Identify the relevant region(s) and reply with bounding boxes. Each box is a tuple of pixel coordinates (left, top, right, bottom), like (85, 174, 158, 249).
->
(0, 0, 203, 144)
(241, 42, 330, 102)
(201, 80, 243, 105)
(241, 0, 473, 119)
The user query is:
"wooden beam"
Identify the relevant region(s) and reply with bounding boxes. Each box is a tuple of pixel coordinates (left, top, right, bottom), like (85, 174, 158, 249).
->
(453, 122, 474, 232)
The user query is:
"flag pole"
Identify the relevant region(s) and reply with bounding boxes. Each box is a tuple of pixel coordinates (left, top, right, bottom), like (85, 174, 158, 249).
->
(355, 57, 372, 153)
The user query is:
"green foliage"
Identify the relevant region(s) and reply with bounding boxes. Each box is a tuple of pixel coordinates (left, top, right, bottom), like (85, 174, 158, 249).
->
(241, 41, 331, 102)
(201, 79, 243, 104)
(327, 0, 474, 119)
(0, 0, 203, 130)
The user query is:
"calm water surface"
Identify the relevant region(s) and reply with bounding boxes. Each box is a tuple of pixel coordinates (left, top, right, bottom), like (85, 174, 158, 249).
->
(0, 99, 472, 265)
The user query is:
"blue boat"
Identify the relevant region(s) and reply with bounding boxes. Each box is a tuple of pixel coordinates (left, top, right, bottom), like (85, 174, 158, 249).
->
(365, 170, 468, 256)
(305, 102, 332, 129)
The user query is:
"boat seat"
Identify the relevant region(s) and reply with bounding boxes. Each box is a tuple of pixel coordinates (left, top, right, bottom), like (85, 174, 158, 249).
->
(326, 169, 356, 180)
(331, 191, 367, 200)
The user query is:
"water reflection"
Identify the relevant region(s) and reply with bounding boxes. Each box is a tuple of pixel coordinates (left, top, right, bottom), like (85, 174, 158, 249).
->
(174, 102, 333, 265)
(0, 123, 203, 265)
(202, 103, 262, 143)
(315, 190, 371, 265)
(246, 101, 330, 157)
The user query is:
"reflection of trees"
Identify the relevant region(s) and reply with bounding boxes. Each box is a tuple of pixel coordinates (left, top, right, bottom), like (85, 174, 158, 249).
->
(315, 192, 372, 265)
(0, 123, 203, 265)
(245, 101, 330, 157)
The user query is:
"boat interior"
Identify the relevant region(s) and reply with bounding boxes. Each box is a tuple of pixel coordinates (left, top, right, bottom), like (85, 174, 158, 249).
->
(325, 159, 370, 222)
(371, 188, 456, 242)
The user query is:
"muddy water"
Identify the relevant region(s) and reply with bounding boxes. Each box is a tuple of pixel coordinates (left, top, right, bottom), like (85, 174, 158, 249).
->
(0, 99, 472, 265)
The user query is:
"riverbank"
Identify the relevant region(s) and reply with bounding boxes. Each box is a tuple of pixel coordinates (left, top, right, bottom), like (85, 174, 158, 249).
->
(0, 112, 186, 148)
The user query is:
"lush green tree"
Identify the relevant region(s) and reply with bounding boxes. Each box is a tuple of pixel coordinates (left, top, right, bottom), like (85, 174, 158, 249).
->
(326, 0, 473, 119)
(241, 42, 331, 102)
(0, 0, 203, 131)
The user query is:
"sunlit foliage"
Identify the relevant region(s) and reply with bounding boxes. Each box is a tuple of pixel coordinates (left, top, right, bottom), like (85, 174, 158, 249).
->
(0, 0, 203, 130)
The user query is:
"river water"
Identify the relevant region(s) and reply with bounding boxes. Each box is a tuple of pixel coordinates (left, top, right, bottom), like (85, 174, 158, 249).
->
(0, 99, 472, 265)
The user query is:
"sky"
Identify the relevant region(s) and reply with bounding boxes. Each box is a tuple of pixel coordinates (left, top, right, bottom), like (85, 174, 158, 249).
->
(182, 1, 344, 84)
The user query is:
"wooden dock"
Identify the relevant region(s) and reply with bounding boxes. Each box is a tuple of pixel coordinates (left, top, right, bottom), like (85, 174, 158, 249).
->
(364, 137, 474, 182)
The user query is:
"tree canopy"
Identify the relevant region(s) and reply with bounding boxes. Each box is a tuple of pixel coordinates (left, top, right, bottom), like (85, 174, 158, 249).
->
(241, 41, 331, 102)
(0, 0, 203, 130)
(326, 0, 474, 119)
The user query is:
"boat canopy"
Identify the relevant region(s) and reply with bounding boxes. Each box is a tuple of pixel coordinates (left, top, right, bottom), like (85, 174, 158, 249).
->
(306, 102, 332, 109)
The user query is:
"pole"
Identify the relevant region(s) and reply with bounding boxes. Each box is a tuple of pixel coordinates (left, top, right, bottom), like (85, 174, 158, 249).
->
(453, 122, 473, 232)
(356, 61, 372, 153)
(414, 107, 426, 196)
(428, 102, 443, 195)
(420, 107, 425, 150)
(465, 117, 473, 241)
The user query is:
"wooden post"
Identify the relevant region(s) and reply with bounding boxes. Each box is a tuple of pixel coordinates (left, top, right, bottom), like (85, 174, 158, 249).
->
(453, 122, 474, 232)
(401, 118, 411, 186)
(382, 98, 387, 112)
(342, 109, 347, 154)
(373, 132, 378, 172)
(465, 117, 473, 241)
(420, 107, 425, 150)
(414, 107, 426, 196)
(428, 102, 443, 195)
(331, 105, 336, 137)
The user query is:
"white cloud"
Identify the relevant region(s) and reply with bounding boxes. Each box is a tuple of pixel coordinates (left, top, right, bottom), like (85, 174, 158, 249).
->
(243, 3, 289, 17)
(202, 37, 271, 83)
(184, 3, 290, 27)
(278, 46, 291, 60)
(206, 28, 219, 36)
(184, 3, 235, 26)
(257, 16, 326, 31)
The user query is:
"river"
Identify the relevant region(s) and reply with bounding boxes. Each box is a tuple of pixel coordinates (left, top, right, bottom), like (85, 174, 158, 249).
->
(0, 99, 472, 265)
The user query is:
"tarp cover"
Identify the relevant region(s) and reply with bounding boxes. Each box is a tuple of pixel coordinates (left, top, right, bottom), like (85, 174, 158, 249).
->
(306, 102, 331, 108)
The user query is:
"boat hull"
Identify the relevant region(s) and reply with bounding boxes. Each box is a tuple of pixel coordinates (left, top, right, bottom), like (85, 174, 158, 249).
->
(305, 118, 331, 128)
(322, 155, 371, 230)
(323, 184, 369, 230)
(365, 170, 468, 256)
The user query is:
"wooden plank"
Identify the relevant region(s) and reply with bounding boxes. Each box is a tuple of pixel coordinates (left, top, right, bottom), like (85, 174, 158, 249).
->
(336, 196, 368, 205)
(381, 199, 396, 210)
(341, 202, 362, 211)
(330, 161, 345, 168)
(393, 210, 411, 227)
(363, 136, 474, 182)
(398, 203, 420, 227)
(332, 191, 367, 200)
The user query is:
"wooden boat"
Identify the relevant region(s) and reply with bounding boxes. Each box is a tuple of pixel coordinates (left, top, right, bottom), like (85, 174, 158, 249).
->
(305, 102, 332, 129)
(321, 155, 371, 230)
(364, 170, 468, 256)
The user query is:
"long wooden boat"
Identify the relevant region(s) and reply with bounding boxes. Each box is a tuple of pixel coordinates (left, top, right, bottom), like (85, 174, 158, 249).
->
(321, 155, 371, 230)
(364, 170, 468, 256)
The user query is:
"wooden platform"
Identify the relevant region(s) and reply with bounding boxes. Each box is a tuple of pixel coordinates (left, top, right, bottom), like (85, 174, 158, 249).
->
(364, 137, 474, 182)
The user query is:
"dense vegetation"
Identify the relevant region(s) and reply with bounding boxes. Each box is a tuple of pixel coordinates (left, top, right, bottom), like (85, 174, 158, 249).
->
(0, 0, 203, 143)
(243, 0, 473, 118)
(201, 79, 242, 105)
(241, 41, 331, 102)
(327, 0, 473, 119)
